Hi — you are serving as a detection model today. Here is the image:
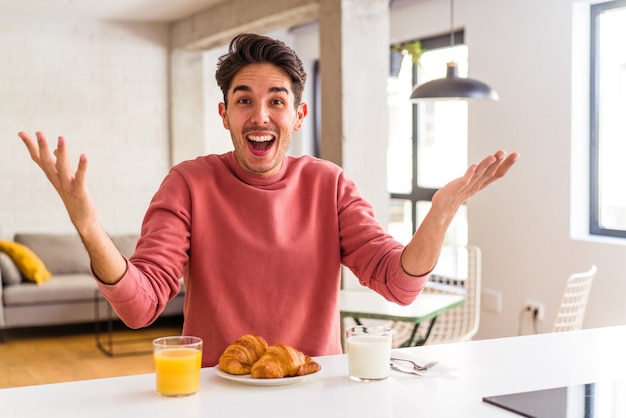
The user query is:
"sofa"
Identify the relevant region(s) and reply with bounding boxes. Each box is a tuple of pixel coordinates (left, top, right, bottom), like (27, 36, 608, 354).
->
(0, 233, 184, 342)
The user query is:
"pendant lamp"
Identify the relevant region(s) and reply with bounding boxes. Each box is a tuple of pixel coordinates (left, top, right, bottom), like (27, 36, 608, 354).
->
(409, 0, 498, 101)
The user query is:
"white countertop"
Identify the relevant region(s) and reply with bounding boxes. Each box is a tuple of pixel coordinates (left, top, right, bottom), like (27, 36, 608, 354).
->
(2, 325, 626, 417)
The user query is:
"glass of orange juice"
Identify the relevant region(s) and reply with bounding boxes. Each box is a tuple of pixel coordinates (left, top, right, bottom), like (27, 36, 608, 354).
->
(153, 336, 203, 396)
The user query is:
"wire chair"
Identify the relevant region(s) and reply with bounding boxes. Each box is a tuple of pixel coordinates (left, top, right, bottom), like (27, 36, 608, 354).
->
(552, 265, 596, 333)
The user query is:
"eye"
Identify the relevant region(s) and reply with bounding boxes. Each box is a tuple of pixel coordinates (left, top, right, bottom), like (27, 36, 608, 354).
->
(236, 97, 251, 105)
(271, 98, 285, 106)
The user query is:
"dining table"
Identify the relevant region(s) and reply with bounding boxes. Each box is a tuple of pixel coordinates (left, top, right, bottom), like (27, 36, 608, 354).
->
(340, 287, 465, 347)
(2, 325, 625, 417)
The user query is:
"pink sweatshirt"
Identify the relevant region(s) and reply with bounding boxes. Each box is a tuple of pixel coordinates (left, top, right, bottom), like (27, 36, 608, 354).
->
(97, 152, 427, 366)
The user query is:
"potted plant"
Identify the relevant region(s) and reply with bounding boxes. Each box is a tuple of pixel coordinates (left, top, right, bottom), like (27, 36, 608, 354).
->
(390, 39, 424, 77)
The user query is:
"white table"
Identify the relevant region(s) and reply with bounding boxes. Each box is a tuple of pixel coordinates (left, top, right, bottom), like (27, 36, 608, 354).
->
(2, 326, 625, 417)
(340, 288, 465, 346)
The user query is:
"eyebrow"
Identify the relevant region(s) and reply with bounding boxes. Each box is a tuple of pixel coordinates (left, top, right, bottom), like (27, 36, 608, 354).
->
(232, 85, 289, 95)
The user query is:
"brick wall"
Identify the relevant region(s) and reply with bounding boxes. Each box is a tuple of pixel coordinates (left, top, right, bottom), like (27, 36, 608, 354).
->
(0, 16, 171, 239)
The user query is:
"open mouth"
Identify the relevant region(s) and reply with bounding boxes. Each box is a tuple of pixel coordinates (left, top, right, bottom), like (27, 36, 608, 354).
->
(247, 133, 275, 155)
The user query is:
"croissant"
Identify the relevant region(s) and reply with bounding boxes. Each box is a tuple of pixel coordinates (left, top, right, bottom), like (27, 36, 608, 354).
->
(218, 334, 269, 375)
(250, 344, 321, 379)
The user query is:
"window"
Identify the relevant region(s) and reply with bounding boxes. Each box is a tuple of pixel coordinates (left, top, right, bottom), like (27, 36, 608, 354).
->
(590, 0, 626, 238)
(387, 32, 469, 276)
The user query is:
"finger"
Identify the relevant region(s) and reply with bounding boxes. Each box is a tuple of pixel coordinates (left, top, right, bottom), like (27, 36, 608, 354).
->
(476, 150, 512, 178)
(54, 136, 76, 186)
(465, 152, 507, 193)
(492, 152, 520, 179)
(34, 131, 57, 167)
(481, 152, 520, 189)
(74, 154, 89, 187)
(473, 153, 499, 177)
(18, 131, 43, 163)
(29, 132, 68, 190)
(18, 131, 35, 147)
(493, 150, 507, 160)
(465, 155, 498, 191)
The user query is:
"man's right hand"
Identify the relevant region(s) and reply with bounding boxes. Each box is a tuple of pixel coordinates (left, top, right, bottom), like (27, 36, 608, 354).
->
(18, 131, 98, 233)
(18, 131, 126, 284)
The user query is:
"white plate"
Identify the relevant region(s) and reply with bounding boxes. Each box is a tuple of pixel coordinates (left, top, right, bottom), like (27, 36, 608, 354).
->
(214, 366, 322, 386)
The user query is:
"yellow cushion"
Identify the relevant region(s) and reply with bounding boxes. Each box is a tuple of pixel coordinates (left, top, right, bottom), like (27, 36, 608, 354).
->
(0, 240, 52, 285)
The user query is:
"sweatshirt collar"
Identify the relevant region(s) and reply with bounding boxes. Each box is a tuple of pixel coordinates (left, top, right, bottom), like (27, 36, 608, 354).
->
(225, 151, 289, 186)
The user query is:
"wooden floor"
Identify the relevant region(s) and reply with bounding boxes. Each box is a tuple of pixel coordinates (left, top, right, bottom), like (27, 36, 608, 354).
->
(0, 317, 182, 389)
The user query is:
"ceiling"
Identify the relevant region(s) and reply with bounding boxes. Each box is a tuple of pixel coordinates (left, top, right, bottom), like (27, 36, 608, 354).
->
(0, 0, 231, 22)
(0, 0, 426, 24)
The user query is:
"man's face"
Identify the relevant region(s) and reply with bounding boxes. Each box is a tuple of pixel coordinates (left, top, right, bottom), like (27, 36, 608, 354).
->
(219, 63, 307, 177)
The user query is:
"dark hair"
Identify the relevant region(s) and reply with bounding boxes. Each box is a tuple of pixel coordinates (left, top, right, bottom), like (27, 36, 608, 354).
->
(215, 33, 307, 108)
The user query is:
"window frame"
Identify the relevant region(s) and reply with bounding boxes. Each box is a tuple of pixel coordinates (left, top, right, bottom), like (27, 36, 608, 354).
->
(389, 30, 465, 235)
(589, 0, 626, 238)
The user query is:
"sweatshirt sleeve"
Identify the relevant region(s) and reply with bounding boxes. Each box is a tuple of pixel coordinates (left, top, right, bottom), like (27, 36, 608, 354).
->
(336, 172, 428, 305)
(96, 169, 190, 328)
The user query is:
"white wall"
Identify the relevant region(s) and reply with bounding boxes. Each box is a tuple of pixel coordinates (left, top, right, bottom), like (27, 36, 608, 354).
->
(0, 16, 170, 238)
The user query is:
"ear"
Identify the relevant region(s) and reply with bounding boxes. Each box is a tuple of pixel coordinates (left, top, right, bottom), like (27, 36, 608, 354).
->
(293, 102, 308, 132)
(218, 102, 229, 129)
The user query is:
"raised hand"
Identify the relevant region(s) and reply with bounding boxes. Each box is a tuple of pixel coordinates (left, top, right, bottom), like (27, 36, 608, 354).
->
(17, 131, 98, 235)
(18, 131, 126, 284)
(431, 150, 519, 215)
(401, 150, 519, 276)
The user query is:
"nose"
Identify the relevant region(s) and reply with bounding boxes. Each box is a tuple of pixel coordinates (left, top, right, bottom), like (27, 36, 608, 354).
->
(250, 102, 270, 124)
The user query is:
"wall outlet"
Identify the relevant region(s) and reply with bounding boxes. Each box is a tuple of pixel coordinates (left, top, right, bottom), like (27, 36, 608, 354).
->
(524, 299, 545, 321)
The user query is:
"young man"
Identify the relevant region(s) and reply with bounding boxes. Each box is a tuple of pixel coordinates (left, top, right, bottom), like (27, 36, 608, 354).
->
(18, 33, 518, 366)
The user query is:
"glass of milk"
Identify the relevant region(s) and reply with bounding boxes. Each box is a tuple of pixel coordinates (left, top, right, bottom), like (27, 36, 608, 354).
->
(347, 325, 392, 381)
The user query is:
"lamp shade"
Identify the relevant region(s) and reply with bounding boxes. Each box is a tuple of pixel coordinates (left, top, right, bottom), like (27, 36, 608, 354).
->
(410, 62, 499, 101)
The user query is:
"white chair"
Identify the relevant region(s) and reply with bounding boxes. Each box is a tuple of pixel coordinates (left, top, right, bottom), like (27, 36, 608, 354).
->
(552, 265, 596, 333)
(390, 245, 481, 347)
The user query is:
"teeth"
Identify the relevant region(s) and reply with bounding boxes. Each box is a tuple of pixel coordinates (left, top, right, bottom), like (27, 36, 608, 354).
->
(247, 134, 273, 142)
